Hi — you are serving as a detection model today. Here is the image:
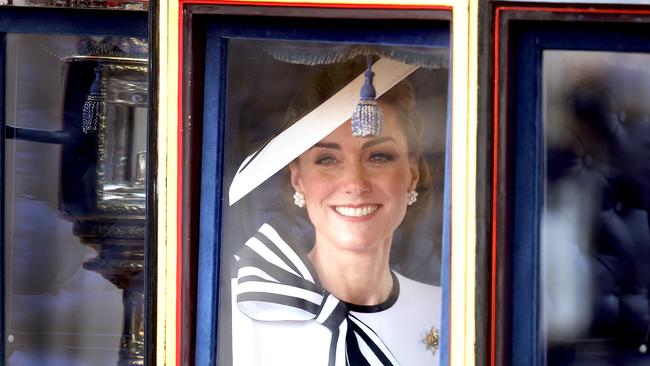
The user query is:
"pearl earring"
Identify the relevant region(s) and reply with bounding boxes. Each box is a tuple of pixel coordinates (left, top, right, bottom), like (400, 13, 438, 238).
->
(293, 191, 305, 208)
(407, 190, 418, 206)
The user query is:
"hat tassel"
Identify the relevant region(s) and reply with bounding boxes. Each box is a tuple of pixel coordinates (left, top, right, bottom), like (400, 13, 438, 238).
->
(82, 66, 103, 134)
(351, 55, 383, 137)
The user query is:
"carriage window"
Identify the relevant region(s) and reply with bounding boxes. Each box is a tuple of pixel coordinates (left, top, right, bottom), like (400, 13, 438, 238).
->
(542, 50, 650, 364)
(222, 39, 448, 366)
(4, 31, 149, 365)
(494, 11, 650, 365)
(195, 22, 451, 363)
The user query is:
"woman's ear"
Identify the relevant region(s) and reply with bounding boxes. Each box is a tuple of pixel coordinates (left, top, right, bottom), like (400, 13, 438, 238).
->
(289, 161, 303, 192)
(409, 156, 420, 191)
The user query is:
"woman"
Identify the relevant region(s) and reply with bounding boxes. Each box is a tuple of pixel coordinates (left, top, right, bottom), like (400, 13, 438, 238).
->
(230, 58, 442, 366)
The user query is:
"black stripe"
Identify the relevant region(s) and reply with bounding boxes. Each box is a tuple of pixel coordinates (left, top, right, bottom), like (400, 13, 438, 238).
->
(237, 292, 321, 315)
(262, 221, 324, 288)
(237, 246, 321, 294)
(238, 256, 321, 294)
(238, 275, 277, 284)
(267, 218, 323, 287)
(328, 326, 339, 366)
(254, 230, 302, 277)
(320, 297, 349, 331)
(345, 322, 371, 366)
(348, 316, 395, 366)
(236, 273, 321, 305)
(237, 276, 321, 303)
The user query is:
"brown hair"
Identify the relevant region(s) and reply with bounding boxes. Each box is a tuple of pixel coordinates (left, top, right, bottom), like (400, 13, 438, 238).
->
(379, 80, 433, 226)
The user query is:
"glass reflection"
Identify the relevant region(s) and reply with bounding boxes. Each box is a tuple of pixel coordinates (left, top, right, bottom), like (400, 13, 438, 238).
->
(94, 58, 148, 207)
(4, 34, 147, 366)
(542, 51, 650, 365)
(0, 0, 148, 11)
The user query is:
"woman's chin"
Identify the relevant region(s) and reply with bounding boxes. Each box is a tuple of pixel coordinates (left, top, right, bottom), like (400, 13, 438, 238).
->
(329, 228, 391, 252)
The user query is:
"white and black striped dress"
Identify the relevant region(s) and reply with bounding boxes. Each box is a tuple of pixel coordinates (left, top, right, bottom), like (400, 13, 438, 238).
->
(231, 222, 441, 366)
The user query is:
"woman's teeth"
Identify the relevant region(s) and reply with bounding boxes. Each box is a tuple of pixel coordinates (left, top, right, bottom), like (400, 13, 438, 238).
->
(334, 205, 378, 217)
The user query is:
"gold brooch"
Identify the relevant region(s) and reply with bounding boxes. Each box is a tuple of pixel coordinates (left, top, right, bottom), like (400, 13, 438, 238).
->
(423, 326, 440, 355)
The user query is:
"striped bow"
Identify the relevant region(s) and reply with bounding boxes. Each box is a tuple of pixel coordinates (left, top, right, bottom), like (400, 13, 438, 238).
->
(234, 222, 400, 366)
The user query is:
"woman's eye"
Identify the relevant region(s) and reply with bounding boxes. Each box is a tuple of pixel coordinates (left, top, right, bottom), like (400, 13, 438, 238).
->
(315, 155, 337, 165)
(369, 152, 394, 162)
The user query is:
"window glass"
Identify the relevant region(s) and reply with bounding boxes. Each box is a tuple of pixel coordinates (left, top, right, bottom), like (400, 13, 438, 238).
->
(217, 39, 449, 365)
(4, 33, 148, 365)
(542, 50, 650, 365)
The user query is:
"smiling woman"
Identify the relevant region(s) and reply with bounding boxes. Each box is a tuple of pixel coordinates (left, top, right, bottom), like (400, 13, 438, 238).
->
(218, 40, 448, 366)
(289, 106, 421, 305)
(291, 109, 418, 248)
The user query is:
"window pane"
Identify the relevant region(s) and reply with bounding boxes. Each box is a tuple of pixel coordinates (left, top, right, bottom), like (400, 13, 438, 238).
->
(542, 50, 650, 365)
(217, 39, 449, 365)
(4, 33, 148, 365)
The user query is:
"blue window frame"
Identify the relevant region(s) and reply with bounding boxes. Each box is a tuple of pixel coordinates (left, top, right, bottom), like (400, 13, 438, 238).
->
(506, 15, 650, 366)
(194, 12, 453, 366)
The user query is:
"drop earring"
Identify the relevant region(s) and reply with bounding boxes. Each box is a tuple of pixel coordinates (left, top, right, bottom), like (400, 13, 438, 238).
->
(293, 191, 305, 208)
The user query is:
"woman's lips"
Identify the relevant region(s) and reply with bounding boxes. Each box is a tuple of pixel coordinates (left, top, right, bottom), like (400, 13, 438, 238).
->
(332, 205, 379, 218)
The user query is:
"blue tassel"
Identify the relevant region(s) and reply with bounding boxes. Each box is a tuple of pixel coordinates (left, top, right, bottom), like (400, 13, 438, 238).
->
(82, 67, 102, 134)
(351, 56, 383, 137)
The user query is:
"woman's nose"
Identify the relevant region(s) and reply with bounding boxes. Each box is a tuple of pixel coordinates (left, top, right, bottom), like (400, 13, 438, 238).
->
(341, 161, 370, 194)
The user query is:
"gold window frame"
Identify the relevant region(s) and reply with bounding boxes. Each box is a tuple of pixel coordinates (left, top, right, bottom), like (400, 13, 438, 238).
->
(154, 0, 479, 364)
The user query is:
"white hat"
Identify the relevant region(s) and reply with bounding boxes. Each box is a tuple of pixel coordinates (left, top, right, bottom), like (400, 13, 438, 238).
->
(228, 58, 419, 206)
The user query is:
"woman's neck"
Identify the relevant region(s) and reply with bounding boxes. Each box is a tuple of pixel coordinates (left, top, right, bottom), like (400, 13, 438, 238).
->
(307, 236, 394, 306)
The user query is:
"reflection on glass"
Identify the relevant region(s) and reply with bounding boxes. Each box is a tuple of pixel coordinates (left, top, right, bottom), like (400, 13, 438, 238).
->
(542, 51, 650, 365)
(218, 40, 449, 365)
(96, 59, 148, 206)
(3, 0, 148, 11)
(4, 34, 148, 365)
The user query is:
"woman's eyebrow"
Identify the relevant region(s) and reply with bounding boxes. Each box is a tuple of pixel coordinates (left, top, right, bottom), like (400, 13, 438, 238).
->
(312, 142, 340, 150)
(312, 137, 395, 150)
(362, 137, 396, 149)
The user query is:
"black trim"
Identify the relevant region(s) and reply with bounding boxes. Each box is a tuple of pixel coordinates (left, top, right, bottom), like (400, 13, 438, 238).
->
(0, 32, 6, 364)
(179, 11, 207, 366)
(187, 4, 451, 21)
(476, 2, 492, 366)
(346, 272, 400, 313)
(146, 1, 158, 365)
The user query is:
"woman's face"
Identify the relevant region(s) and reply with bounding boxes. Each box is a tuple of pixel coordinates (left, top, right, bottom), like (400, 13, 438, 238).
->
(289, 104, 419, 252)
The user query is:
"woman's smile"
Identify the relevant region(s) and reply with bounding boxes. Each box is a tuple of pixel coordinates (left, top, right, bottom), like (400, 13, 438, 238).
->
(331, 204, 380, 218)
